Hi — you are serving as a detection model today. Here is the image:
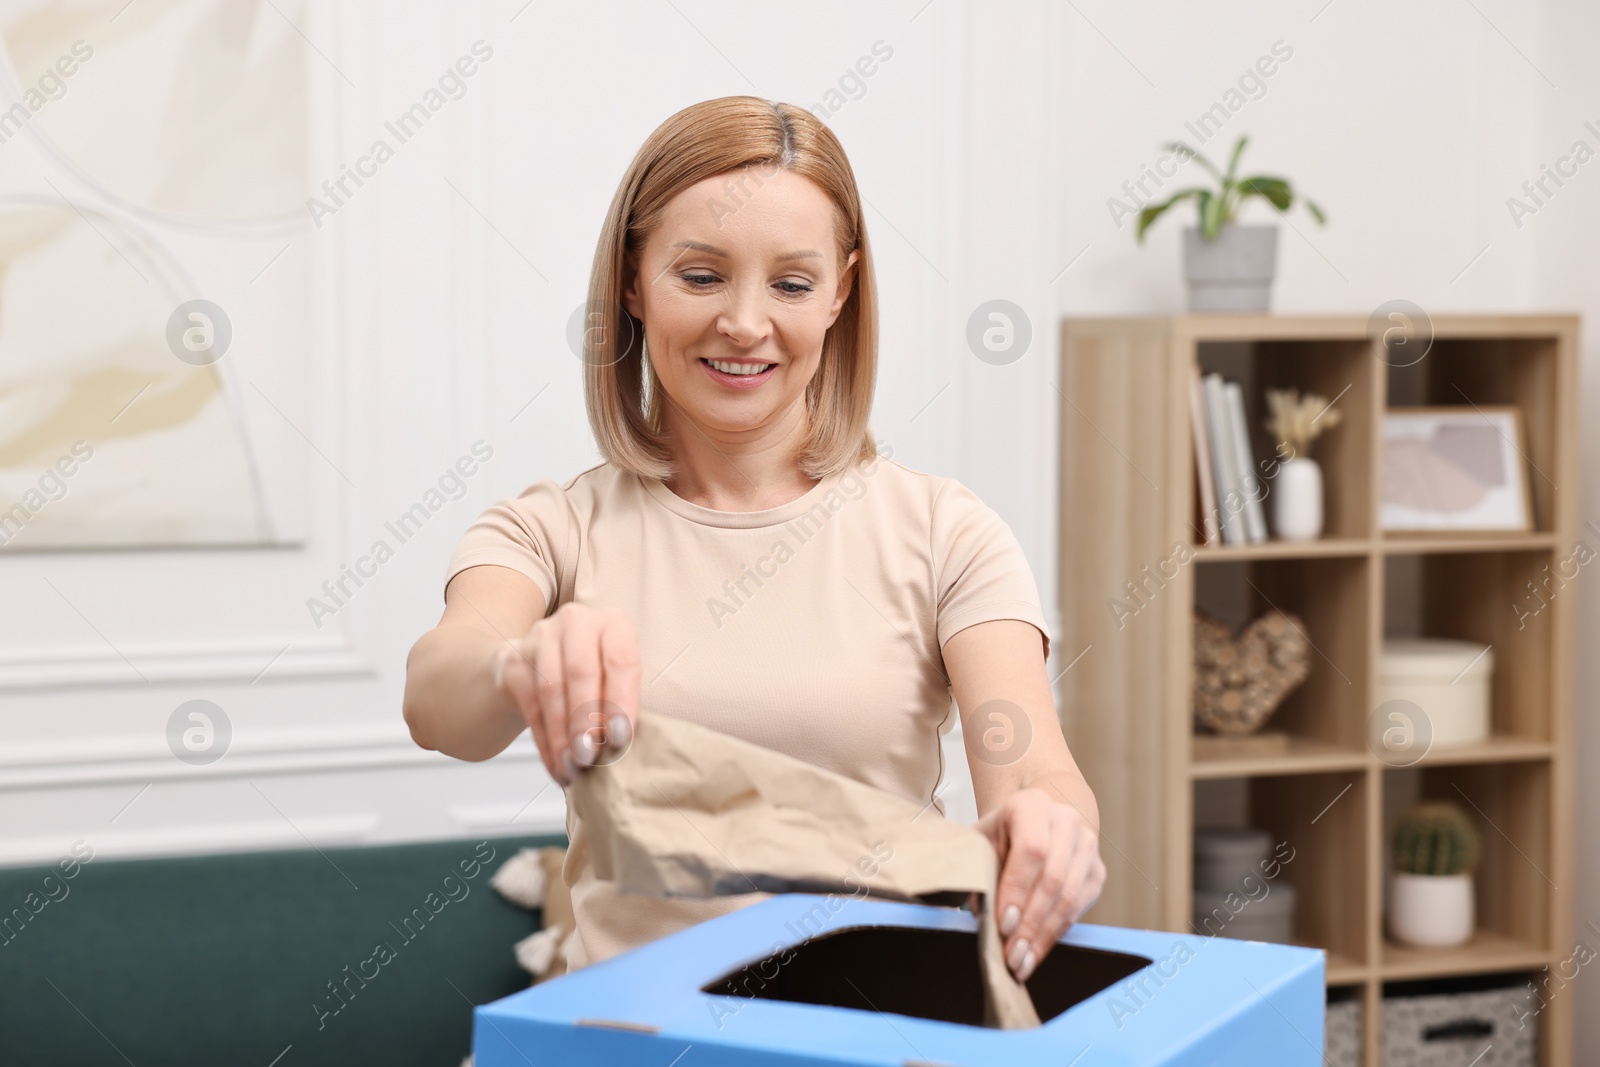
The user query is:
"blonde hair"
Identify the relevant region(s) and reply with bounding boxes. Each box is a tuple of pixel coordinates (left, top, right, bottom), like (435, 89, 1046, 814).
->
(583, 96, 879, 482)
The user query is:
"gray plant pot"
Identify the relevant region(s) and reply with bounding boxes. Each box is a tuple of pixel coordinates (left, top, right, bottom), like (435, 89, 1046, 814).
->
(1182, 223, 1279, 312)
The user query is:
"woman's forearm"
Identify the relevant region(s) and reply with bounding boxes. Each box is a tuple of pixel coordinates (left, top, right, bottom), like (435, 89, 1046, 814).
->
(403, 622, 528, 761)
(1018, 763, 1101, 830)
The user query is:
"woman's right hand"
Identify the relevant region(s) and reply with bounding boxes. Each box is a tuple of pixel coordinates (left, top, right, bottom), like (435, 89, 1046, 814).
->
(491, 602, 641, 787)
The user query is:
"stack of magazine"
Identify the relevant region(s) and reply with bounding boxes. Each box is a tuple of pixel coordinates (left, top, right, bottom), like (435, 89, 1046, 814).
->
(1189, 366, 1269, 547)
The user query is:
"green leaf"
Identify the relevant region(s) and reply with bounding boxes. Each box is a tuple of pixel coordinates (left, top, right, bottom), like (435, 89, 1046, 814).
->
(1134, 187, 1208, 243)
(1163, 141, 1221, 182)
(1139, 139, 1324, 242)
(1201, 189, 1227, 239)
(1237, 176, 1292, 211)
(1223, 135, 1249, 185)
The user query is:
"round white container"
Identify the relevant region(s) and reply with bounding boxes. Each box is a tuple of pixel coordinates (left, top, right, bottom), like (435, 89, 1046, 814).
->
(1379, 638, 1493, 748)
(1193, 827, 1273, 893)
(1388, 872, 1474, 947)
(1193, 881, 1296, 944)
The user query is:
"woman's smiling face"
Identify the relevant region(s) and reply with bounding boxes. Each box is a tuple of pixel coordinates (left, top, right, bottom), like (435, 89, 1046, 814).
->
(621, 166, 859, 439)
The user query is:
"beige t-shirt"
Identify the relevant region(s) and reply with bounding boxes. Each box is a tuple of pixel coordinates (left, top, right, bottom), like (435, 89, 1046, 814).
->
(442, 450, 1051, 971)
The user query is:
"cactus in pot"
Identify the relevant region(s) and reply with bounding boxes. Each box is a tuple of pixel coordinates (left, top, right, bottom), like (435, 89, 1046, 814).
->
(1392, 801, 1479, 877)
(1388, 801, 1479, 947)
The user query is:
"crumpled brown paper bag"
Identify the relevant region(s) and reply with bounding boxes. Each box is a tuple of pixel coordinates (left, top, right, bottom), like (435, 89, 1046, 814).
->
(569, 711, 1041, 1029)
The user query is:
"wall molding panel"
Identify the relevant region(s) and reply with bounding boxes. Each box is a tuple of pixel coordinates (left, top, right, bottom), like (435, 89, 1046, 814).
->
(0, 722, 538, 792)
(0, 814, 383, 869)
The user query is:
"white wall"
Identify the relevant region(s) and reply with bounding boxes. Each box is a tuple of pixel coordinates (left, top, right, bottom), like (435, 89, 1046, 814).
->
(0, 0, 1038, 861)
(2, 0, 1596, 1047)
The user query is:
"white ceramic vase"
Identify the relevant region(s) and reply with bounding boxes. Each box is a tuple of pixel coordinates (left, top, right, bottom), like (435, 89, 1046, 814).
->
(1388, 872, 1474, 947)
(1273, 456, 1324, 541)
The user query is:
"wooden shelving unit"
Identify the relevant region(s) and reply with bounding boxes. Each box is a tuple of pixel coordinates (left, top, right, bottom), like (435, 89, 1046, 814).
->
(1057, 315, 1578, 1066)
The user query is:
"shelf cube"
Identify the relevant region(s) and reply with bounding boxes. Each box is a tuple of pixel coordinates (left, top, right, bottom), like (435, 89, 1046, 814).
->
(473, 892, 1325, 1066)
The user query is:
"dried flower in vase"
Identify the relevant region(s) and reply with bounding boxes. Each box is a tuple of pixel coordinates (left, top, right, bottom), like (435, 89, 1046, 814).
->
(1265, 387, 1342, 459)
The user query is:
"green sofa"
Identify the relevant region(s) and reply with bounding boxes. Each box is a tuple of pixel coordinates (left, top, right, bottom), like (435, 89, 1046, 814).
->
(0, 832, 567, 1066)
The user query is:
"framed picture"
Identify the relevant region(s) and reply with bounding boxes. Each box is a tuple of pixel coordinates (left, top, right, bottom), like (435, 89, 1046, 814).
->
(1381, 407, 1532, 532)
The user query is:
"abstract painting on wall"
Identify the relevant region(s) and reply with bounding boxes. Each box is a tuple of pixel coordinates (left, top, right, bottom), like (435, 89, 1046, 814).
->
(0, 0, 314, 550)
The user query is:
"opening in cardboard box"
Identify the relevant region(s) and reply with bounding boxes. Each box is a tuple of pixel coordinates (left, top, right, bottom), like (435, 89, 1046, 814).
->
(702, 924, 1152, 1028)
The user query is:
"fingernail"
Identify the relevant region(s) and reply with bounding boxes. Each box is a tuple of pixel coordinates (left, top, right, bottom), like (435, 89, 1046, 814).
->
(561, 750, 579, 783)
(607, 713, 631, 749)
(492, 647, 511, 690)
(1000, 904, 1020, 937)
(573, 732, 597, 767)
(1018, 948, 1037, 982)
(1007, 938, 1030, 975)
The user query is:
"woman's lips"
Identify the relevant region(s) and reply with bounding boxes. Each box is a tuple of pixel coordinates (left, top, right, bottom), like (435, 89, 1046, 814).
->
(699, 358, 777, 389)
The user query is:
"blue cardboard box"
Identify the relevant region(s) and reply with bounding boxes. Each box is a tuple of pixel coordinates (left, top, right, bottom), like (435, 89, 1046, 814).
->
(474, 892, 1325, 1066)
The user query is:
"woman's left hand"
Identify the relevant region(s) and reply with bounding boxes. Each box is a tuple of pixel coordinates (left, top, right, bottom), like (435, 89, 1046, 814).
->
(971, 786, 1107, 983)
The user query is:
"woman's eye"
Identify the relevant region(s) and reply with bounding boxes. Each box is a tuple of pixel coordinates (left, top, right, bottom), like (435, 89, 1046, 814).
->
(680, 274, 812, 295)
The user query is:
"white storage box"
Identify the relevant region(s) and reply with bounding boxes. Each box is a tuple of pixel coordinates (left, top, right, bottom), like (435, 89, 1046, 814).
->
(1380, 637, 1493, 748)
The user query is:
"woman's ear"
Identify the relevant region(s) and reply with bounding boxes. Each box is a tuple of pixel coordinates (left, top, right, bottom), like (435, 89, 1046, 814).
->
(620, 255, 644, 322)
(826, 248, 860, 326)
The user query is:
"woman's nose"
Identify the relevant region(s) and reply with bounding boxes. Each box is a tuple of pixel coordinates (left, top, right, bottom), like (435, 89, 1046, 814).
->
(716, 282, 771, 346)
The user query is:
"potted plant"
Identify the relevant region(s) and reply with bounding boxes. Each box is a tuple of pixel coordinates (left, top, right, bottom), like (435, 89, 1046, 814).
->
(1135, 135, 1325, 313)
(1264, 387, 1343, 541)
(1388, 801, 1479, 948)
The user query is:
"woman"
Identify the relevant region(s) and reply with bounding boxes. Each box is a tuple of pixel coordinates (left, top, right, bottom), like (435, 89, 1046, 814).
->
(403, 96, 1104, 985)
